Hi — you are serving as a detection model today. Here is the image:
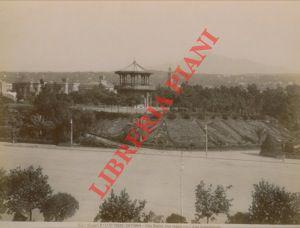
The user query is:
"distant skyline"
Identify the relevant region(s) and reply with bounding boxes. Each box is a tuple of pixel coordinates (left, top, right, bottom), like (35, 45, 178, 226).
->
(0, 1, 300, 73)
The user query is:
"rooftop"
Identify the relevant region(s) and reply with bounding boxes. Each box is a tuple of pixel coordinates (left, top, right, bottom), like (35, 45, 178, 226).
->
(115, 60, 152, 74)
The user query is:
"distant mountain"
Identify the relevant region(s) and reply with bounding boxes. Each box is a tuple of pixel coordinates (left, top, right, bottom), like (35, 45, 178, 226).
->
(148, 54, 290, 75)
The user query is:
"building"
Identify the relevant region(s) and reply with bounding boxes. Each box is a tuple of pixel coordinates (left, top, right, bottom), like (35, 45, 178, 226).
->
(0, 80, 16, 101)
(114, 60, 155, 107)
(0, 80, 12, 94)
(99, 75, 115, 93)
(12, 78, 80, 101)
(79, 75, 115, 93)
(46, 78, 79, 94)
(12, 81, 41, 101)
(78, 82, 100, 92)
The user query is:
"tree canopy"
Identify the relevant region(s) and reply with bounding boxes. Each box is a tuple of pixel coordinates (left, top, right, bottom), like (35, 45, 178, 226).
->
(34, 85, 73, 144)
(165, 213, 187, 223)
(4, 166, 53, 221)
(226, 212, 251, 224)
(1, 166, 79, 221)
(249, 180, 300, 224)
(194, 180, 232, 223)
(0, 168, 7, 218)
(41, 192, 79, 221)
(156, 84, 300, 131)
(94, 189, 146, 222)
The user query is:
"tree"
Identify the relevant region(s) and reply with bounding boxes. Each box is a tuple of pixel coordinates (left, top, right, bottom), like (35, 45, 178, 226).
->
(7, 109, 23, 143)
(0, 96, 13, 126)
(41, 192, 79, 221)
(226, 212, 251, 224)
(24, 114, 54, 139)
(194, 180, 232, 223)
(34, 85, 73, 144)
(249, 180, 300, 224)
(94, 189, 146, 222)
(0, 168, 7, 218)
(72, 110, 96, 140)
(166, 213, 187, 223)
(286, 85, 300, 130)
(70, 85, 120, 105)
(5, 166, 53, 221)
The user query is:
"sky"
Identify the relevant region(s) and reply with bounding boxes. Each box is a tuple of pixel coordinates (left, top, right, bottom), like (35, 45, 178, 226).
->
(0, 1, 299, 72)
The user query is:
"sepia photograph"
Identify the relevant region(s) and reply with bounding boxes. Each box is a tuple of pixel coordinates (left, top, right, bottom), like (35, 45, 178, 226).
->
(0, 1, 300, 227)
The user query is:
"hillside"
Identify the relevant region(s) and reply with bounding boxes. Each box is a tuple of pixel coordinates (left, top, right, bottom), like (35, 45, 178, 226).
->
(87, 116, 290, 150)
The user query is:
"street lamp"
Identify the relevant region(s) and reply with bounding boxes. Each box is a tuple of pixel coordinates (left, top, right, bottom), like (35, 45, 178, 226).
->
(70, 118, 73, 146)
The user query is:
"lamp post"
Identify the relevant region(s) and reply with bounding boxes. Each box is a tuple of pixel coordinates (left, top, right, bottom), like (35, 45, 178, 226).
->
(70, 118, 73, 146)
(205, 124, 208, 159)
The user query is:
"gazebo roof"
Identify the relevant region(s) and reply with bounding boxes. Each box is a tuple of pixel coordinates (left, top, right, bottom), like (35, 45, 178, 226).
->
(115, 60, 152, 74)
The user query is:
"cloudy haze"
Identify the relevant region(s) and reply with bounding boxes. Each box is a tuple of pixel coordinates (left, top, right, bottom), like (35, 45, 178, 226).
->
(0, 1, 299, 73)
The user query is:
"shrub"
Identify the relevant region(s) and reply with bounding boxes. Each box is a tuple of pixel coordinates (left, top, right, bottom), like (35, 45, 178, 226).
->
(166, 213, 187, 223)
(227, 212, 251, 224)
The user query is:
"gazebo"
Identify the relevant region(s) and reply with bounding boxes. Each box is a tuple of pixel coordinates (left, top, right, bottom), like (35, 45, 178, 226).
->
(114, 61, 155, 107)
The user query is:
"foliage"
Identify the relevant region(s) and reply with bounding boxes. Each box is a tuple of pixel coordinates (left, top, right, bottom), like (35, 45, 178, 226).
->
(165, 213, 187, 223)
(194, 180, 232, 223)
(142, 210, 164, 223)
(70, 85, 120, 105)
(23, 114, 55, 139)
(7, 109, 24, 143)
(34, 85, 73, 144)
(0, 95, 14, 105)
(41, 192, 79, 221)
(249, 180, 300, 224)
(12, 211, 28, 221)
(4, 166, 53, 221)
(226, 212, 251, 224)
(1, 166, 79, 221)
(3, 83, 300, 145)
(0, 96, 14, 125)
(155, 84, 300, 130)
(70, 85, 142, 106)
(0, 169, 7, 218)
(94, 189, 146, 222)
(72, 110, 96, 139)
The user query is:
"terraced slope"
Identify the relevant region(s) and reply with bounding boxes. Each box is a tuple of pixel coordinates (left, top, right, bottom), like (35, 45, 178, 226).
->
(88, 116, 290, 150)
